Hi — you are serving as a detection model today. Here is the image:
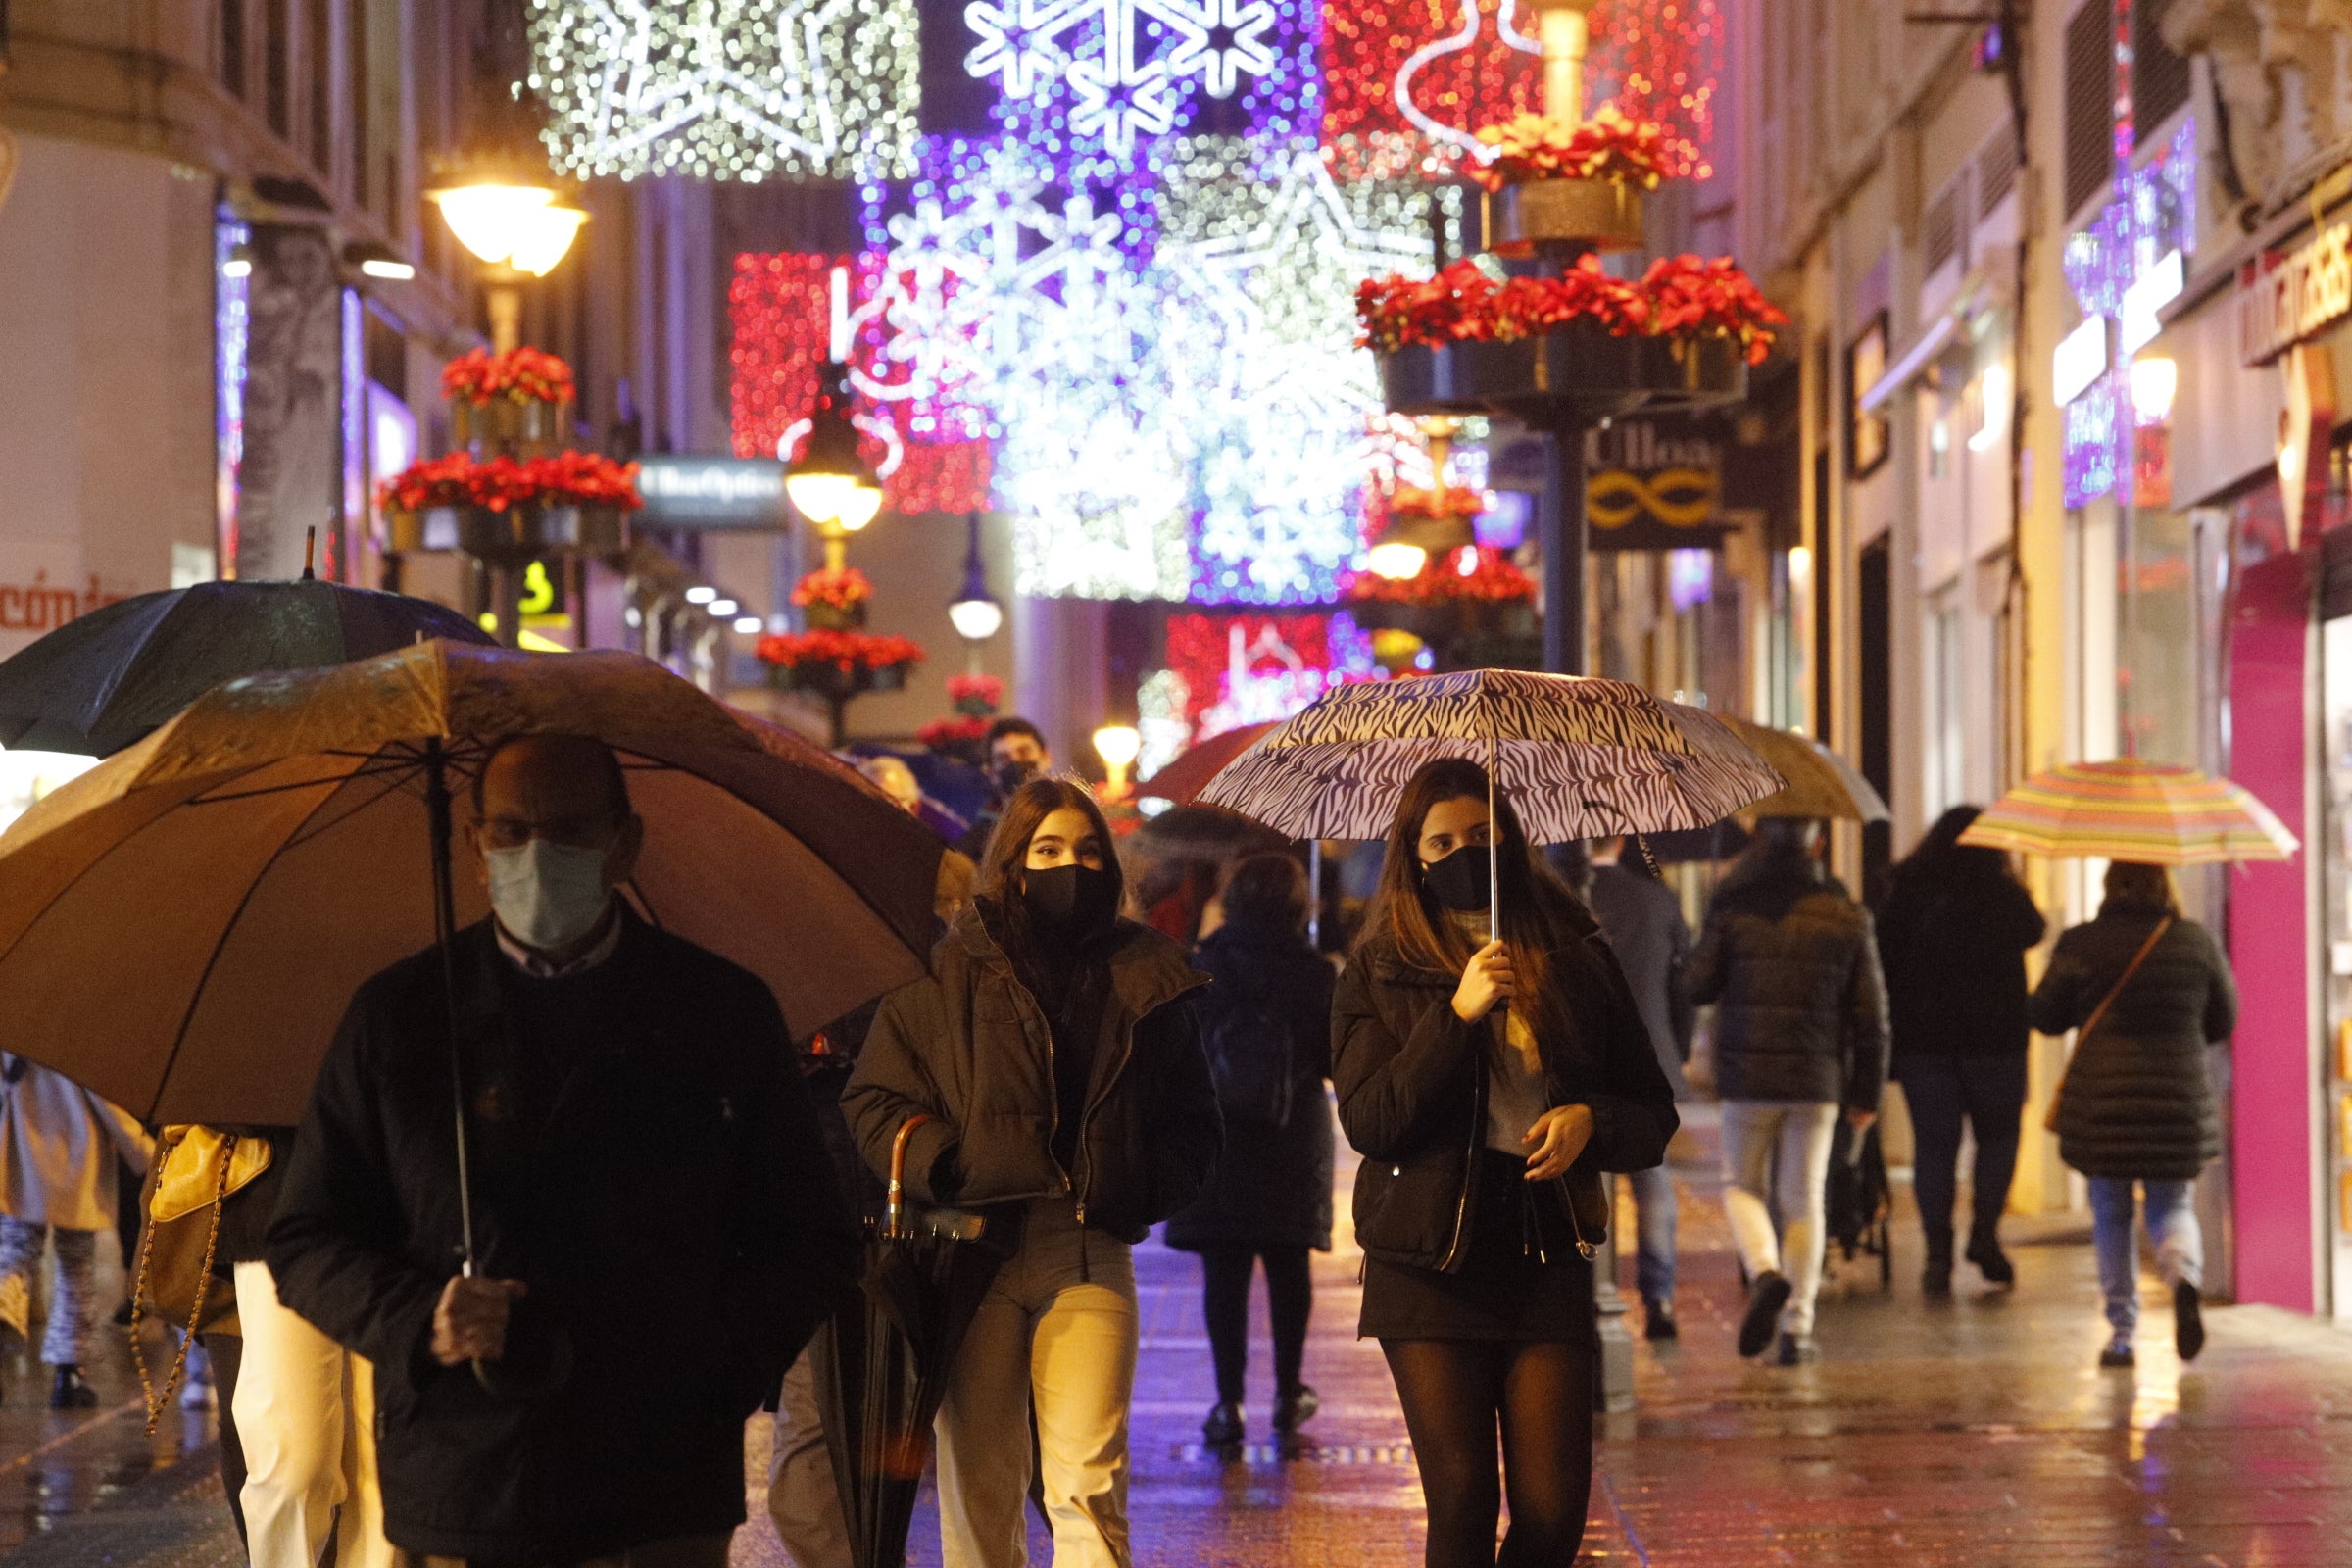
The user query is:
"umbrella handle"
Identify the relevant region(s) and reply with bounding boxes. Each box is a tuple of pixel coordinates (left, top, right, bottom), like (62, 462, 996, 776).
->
(888, 1115, 938, 1241)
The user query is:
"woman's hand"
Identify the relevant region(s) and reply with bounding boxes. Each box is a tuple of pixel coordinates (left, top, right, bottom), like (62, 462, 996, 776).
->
(1450, 940, 1515, 1023)
(1521, 1104, 1594, 1182)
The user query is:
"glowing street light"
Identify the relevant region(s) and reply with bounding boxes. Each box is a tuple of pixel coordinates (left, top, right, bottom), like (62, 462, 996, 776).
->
(1094, 723, 1142, 800)
(948, 512, 1004, 659)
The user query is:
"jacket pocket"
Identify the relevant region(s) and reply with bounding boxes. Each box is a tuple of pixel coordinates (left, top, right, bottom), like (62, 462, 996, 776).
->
(1351, 1155, 1457, 1262)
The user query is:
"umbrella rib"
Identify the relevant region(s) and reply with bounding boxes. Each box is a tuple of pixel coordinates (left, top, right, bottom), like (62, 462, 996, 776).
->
(277, 765, 429, 855)
(186, 761, 419, 807)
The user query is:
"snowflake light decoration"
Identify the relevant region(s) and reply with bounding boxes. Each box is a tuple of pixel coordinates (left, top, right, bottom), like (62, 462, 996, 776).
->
(528, 0, 919, 181)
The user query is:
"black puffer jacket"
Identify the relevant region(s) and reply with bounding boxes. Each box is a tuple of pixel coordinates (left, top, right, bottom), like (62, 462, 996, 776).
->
(1877, 863, 2045, 1062)
(2032, 900, 2236, 1181)
(1164, 921, 1337, 1253)
(1688, 845, 1889, 1110)
(1331, 906, 1677, 1273)
(842, 901, 1221, 1242)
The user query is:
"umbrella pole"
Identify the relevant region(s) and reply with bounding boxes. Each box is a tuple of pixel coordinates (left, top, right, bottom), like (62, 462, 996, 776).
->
(1488, 735, 1501, 935)
(1307, 838, 1322, 950)
(424, 739, 481, 1277)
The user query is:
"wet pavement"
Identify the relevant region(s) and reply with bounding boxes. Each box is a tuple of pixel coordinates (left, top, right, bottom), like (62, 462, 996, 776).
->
(13, 1112, 2352, 1566)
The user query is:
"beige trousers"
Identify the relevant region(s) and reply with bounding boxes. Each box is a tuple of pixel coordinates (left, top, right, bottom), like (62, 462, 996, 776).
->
(232, 1260, 393, 1568)
(409, 1535, 733, 1568)
(767, 1345, 851, 1567)
(934, 1199, 1138, 1568)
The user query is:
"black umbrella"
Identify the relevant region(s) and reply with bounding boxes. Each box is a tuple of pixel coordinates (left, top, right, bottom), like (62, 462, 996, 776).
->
(814, 1114, 1004, 1568)
(0, 575, 490, 756)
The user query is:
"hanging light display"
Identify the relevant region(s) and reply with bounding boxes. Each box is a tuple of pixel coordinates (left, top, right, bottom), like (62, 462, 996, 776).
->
(527, 0, 920, 181)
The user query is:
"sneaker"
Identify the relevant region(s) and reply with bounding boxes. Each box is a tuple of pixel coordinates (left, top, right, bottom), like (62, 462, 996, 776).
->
(1775, 1332, 1817, 1366)
(1274, 1384, 1319, 1433)
(1642, 1298, 1680, 1341)
(1967, 1230, 2016, 1287)
(2098, 1336, 2136, 1369)
(49, 1365, 96, 1410)
(1202, 1401, 1244, 1447)
(1737, 1271, 1792, 1358)
(2174, 1282, 2205, 1362)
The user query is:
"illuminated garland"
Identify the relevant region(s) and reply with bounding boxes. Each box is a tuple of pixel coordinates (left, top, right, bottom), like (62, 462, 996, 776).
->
(1159, 609, 1380, 746)
(527, 0, 919, 181)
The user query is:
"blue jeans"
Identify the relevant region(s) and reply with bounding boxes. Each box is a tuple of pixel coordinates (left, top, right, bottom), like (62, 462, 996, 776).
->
(2086, 1177, 2202, 1335)
(1625, 1165, 1677, 1303)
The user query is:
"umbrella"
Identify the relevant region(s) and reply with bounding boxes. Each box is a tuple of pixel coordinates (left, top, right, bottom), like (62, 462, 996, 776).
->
(0, 577, 492, 757)
(1719, 715, 1889, 823)
(1130, 802, 1292, 863)
(0, 639, 942, 1128)
(1136, 721, 1278, 805)
(1957, 758, 2297, 865)
(815, 1114, 1004, 1568)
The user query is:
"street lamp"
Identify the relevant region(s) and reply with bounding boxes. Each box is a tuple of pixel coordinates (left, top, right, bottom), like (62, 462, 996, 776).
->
(948, 512, 1004, 665)
(1093, 724, 1141, 800)
(786, 360, 884, 565)
(426, 170, 587, 353)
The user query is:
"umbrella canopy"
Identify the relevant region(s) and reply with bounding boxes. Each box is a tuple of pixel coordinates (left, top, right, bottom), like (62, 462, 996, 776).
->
(1721, 715, 1889, 823)
(1198, 669, 1782, 843)
(1130, 802, 1293, 863)
(0, 641, 941, 1126)
(1957, 758, 2297, 866)
(1136, 721, 1278, 806)
(0, 579, 492, 757)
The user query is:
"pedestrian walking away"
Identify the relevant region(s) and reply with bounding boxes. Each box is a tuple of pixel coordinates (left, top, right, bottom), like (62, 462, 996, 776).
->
(1876, 806, 2046, 1296)
(265, 734, 861, 1568)
(1164, 852, 1337, 1451)
(2033, 860, 2236, 1370)
(1689, 817, 1889, 1365)
(1582, 837, 1695, 1340)
(1332, 760, 1676, 1568)
(842, 777, 1222, 1568)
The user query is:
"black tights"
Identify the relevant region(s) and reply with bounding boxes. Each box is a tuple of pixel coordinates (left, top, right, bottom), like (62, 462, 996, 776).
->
(1199, 1244, 1313, 1404)
(1382, 1338, 1594, 1568)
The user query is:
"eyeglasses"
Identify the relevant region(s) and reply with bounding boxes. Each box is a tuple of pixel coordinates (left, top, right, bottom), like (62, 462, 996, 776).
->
(475, 814, 625, 852)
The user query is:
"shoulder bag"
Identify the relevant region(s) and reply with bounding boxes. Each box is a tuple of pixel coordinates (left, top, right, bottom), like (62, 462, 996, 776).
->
(2044, 917, 2173, 1134)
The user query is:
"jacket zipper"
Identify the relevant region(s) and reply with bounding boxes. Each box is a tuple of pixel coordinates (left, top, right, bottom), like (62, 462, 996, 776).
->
(1006, 975, 1076, 1196)
(1436, 1027, 1487, 1274)
(1072, 1006, 1147, 1228)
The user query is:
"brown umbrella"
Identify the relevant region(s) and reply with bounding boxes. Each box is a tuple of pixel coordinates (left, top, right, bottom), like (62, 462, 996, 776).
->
(1136, 721, 1278, 806)
(0, 640, 940, 1129)
(1719, 714, 1888, 823)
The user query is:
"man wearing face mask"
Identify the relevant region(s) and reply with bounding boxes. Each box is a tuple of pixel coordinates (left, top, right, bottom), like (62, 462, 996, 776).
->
(267, 734, 860, 1568)
(957, 717, 1054, 862)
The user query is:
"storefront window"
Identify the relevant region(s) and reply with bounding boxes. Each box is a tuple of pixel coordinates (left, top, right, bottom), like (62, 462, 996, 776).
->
(2119, 505, 2196, 764)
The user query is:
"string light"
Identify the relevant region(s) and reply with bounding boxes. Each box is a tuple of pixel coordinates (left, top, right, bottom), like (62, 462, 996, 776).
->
(527, 0, 919, 181)
(1161, 609, 1379, 746)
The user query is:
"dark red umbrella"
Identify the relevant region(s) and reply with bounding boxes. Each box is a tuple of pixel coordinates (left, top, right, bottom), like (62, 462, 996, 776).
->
(1135, 721, 1277, 805)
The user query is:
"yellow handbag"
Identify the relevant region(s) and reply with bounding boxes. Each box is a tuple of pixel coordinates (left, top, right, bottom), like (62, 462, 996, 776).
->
(129, 1127, 272, 1430)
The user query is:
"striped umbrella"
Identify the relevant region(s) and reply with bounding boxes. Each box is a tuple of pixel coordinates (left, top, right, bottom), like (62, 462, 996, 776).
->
(1957, 759, 2296, 865)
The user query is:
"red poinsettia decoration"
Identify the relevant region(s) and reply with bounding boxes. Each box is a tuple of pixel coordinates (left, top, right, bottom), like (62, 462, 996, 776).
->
(1357, 255, 1788, 367)
(442, 347, 577, 407)
(1348, 547, 1537, 605)
(946, 671, 1004, 716)
(791, 567, 875, 614)
(1469, 108, 1696, 194)
(919, 715, 992, 750)
(1383, 484, 1487, 525)
(376, 452, 642, 514)
(756, 629, 925, 675)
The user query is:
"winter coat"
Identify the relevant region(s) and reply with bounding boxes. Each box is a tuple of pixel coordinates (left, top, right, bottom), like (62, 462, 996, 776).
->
(266, 913, 860, 1564)
(1163, 921, 1337, 1253)
(1877, 863, 2045, 1063)
(1331, 905, 1678, 1273)
(0, 1055, 151, 1230)
(1585, 864, 1694, 1098)
(842, 901, 1222, 1243)
(2032, 900, 2236, 1181)
(1688, 846, 1890, 1110)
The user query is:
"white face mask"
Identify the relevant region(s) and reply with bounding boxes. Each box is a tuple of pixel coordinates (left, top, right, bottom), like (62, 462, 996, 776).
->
(484, 839, 614, 952)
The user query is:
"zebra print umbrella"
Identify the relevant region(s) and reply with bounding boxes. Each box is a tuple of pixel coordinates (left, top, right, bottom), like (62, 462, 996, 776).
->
(1198, 669, 1783, 845)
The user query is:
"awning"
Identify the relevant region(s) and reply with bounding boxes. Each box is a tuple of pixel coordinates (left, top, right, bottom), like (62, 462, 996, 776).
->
(1858, 311, 1958, 415)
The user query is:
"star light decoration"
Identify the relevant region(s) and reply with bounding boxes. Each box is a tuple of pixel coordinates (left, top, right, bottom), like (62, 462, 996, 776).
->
(527, 0, 919, 181)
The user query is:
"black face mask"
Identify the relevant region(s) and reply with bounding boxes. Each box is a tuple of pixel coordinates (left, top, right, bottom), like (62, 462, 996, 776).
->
(1023, 863, 1116, 935)
(994, 760, 1042, 797)
(1421, 844, 1494, 912)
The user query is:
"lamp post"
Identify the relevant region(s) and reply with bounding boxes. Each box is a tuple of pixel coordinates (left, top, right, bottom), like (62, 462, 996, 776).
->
(786, 269, 886, 567)
(947, 512, 1004, 672)
(426, 173, 588, 353)
(1093, 724, 1141, 801)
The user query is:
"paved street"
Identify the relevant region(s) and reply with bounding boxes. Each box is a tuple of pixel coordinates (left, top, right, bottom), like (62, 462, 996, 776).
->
(10, 1115, 2352, 1567)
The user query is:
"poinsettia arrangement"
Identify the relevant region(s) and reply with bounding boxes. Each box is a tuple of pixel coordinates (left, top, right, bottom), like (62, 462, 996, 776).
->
(756, 629, 925, 676)
(377, 451, 642, 514)
(946, 671, 1004, 716)
(919, 715, 991, 750)
(442, 347, 576, 407)
(1348, 547, 1536, 605)
(1469, 107, 1695, 194)
(1357, 254, 1788, 366)
(790, 567, 875, 615)
(1383, 484, 1487, 525)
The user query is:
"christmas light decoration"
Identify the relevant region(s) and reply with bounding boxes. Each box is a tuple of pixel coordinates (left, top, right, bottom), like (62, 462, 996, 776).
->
(1161, 609, 1379, 745)
(527, 0, 919, 182)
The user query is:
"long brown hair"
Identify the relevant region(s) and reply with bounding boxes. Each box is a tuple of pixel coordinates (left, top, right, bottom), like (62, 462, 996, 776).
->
(976, 778, 1126, 992)
(2103, 859, 2180, 914)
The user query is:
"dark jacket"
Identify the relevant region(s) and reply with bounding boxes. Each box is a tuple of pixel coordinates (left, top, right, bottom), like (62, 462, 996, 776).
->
(1586, 863, 1694, 1098)
(1331, 905, 1678, 1273)
(266, 915, 859, 1564)
(842, 902, 1221, 1243)
(1877, 862, 2045, 1062)
(1163, 921, 1337, 1253)
(1689, 846, 1890, 1110)
(2032, 900, 2236, 1181)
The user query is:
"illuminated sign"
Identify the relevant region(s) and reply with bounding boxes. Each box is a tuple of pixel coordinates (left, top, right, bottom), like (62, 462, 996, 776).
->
(2052, 316, 2109, 407)
(2239, 215, 2352, 367)
(2118, 248, 2183, 356)
(634, 456, 791, 530)
(1582, 418, 1732, 552)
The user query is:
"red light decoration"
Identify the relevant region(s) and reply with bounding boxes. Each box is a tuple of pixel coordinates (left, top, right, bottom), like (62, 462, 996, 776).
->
(1163, 610, 1376, 743)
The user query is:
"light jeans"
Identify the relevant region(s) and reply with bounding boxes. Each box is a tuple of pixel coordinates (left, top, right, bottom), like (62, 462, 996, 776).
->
(767, 1346, 850, 1568)
(1720, 1101, 1841, 1338)
(1626, 1165, 1678, 1305)
(233, 1260, 393, 1568)
(2086, 1177, 2203, 1336)
(0, 1219, 99, 1365)
(935, 1198, 1138, 1568)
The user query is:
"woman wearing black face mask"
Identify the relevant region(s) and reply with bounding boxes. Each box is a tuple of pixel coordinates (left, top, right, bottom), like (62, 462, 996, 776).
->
(843, 778, 1221, 1568)
(1333, 759, 1676, 1568)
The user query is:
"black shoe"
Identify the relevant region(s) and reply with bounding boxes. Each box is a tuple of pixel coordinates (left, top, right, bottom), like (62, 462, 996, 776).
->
(2099, 1336, 2136, 1369)
(2174, 1282, 2205, 1362)
(1274, 1384, 1319, 1433)
(1775, 1332, 1817, 1366)
(1738, 1271, 1792, 1358)
(1202, 1401, 1244, 1447)
(109, 1298, 134, 1328)
(1922, 1260, 1952, 1298)
(1967, 1230, 2015, 1287)
(1642, 1298, 1680, 1341)
(49, 1366, 96, 1410)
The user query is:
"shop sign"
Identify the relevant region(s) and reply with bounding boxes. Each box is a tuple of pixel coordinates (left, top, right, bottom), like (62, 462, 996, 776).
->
(634, 456, 790, 531)
(1582, 417, 1733, 552)
(2052, 316, 2108, 406)
(2239, 215, 2352, 367)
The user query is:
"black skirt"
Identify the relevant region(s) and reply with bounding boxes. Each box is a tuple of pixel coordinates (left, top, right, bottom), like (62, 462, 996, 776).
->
(1358, 1150, 1598, 1344)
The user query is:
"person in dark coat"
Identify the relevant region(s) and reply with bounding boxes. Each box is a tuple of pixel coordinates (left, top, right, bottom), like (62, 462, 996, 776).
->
(1164, 853, 1335, 1449)
(2032, 859, 2236, 1370)
(1877, 806, 2046, 1296)
(1333, 759, 1676, 1568)
(1688, 817, 1889, 1365)
(842, 778, 1220, 1568)
(266, 735, 860, 1568)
